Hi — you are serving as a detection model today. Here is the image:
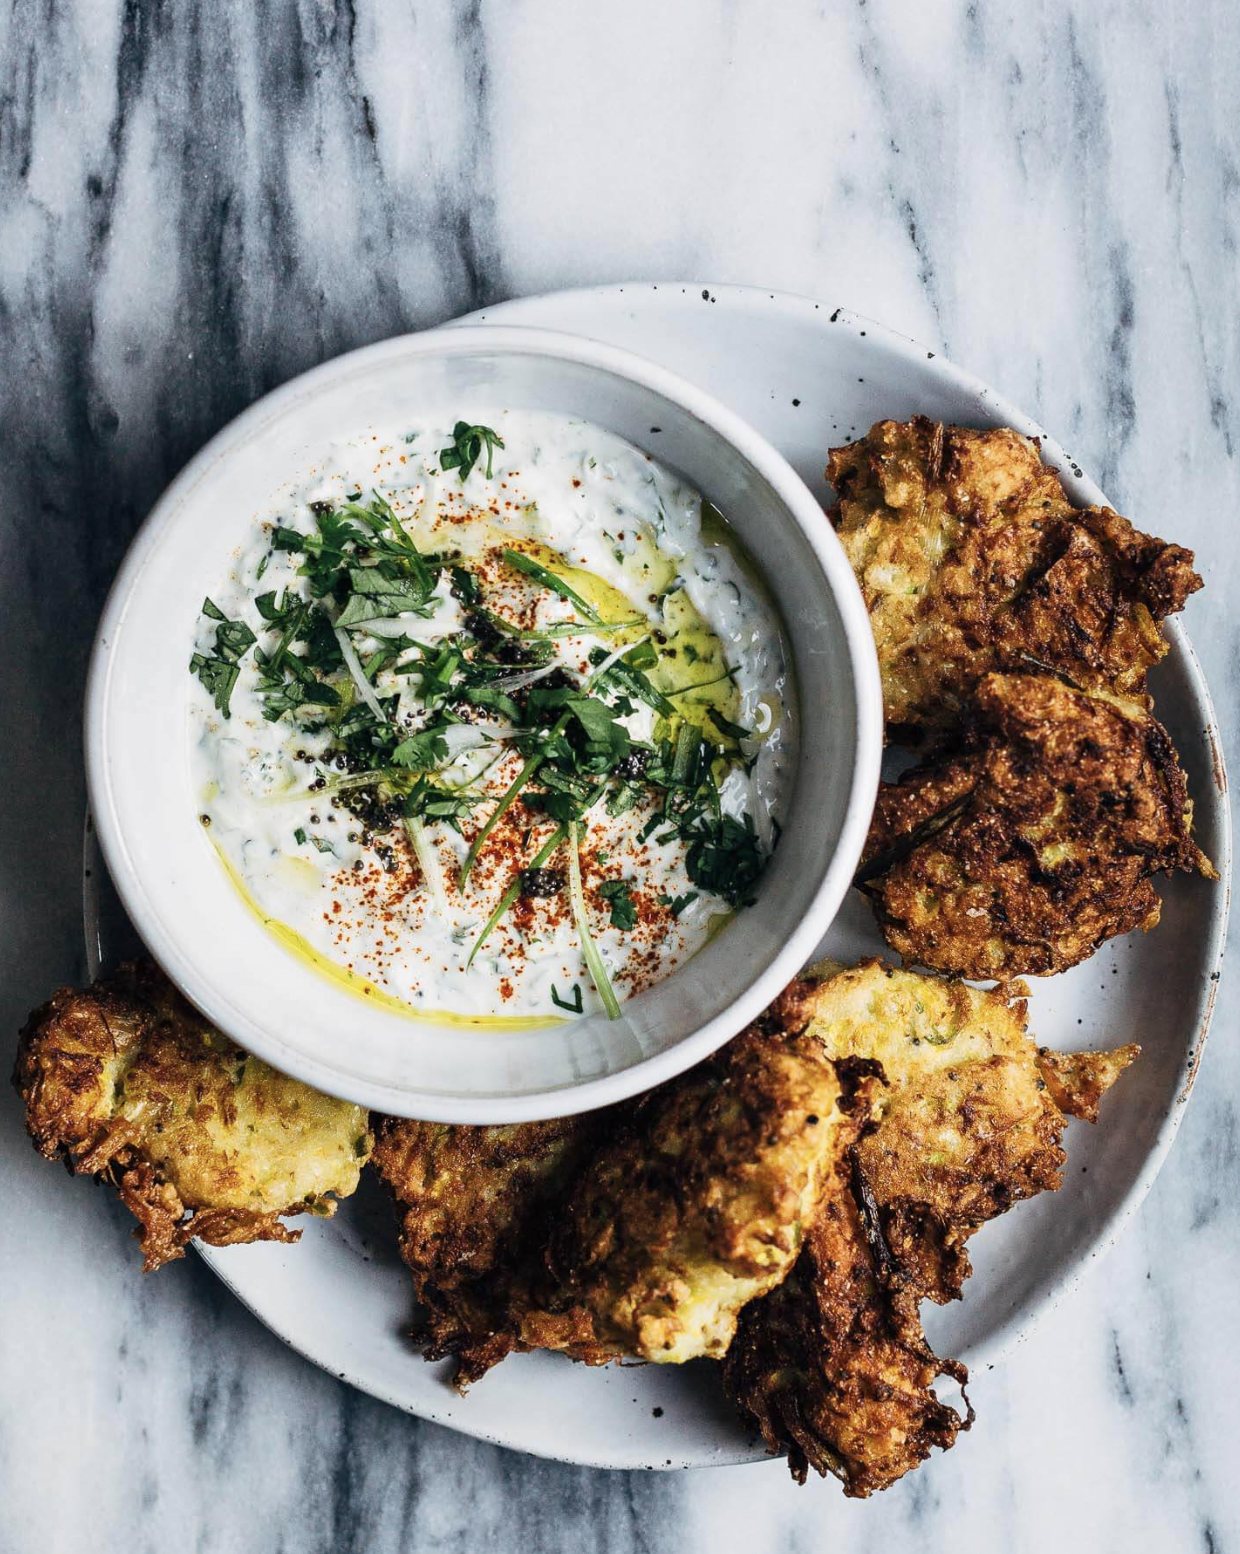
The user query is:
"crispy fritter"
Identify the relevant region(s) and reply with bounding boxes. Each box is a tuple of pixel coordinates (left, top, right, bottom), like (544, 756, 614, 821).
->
(858, 673, 1215, 980)
(14, 962, 372, 1269)
(546, 1031, 874, 1365)
(377, 1026, 875, 1382)
(723, 1153, 970, 1496)
(795, 959, 1137, 1301)
(725, 959, 1136, 1490)
(371, 1114, 605, 1385)
(828, 417, 1201, 736)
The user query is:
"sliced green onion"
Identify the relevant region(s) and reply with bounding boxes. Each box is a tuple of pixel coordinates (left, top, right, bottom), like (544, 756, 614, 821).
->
(403, 815, 447, 913)
(502, 548, 602, 623)
(333, 625, 386, 721)
(568, 819, 621, 1020)
(465, 781, 608, 967)
(457, 712, 570, 889)
(670, 721, 700, 786)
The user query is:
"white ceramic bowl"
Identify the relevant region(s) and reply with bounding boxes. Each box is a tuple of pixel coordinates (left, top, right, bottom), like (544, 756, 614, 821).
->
(86, 324, 881, 1121)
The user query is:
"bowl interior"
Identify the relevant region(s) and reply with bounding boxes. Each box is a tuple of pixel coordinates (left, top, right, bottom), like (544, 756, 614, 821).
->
(89, 331, 876, 1117)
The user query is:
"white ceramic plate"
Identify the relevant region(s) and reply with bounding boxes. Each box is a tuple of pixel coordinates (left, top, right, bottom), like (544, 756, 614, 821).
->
(84, 284, 1230, 1471)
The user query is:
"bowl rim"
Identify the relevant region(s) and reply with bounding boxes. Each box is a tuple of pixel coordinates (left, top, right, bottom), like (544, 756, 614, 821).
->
(84, 322, 883, 1121)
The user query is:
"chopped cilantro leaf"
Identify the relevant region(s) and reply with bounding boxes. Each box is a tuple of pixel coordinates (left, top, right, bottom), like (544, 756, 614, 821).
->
(461, 683, 522, 723)
(190, 598, 257, 717)
(683, 812, 765, 908)
(390, 724, 452, 771)
(597, 879, 638, 931)
(335, 566, 435, 627)
(450, 566, 482, 605)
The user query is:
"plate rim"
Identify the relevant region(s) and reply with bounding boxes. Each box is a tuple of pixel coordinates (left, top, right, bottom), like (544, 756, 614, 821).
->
(85, 279, 1232, 1471)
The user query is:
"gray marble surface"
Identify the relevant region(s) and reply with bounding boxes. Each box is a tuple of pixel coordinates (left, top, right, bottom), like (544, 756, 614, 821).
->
(1, 1, 1237, 1550)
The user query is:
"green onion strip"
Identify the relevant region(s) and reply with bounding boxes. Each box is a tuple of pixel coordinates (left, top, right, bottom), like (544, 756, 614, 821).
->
(465, 781, 609, 968)
(568, 819, 621, 1020)
(402, 815, 448, 914)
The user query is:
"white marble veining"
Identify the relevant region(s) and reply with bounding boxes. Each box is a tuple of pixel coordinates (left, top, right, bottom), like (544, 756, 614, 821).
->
(1, 1, 1238, 1550)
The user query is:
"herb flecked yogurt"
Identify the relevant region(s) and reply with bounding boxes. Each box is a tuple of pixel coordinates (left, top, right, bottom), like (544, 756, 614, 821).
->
(188, 411, 795, 1026)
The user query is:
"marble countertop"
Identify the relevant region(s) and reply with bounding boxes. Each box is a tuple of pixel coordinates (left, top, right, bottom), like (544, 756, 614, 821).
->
(1, 1, 1237, 1549)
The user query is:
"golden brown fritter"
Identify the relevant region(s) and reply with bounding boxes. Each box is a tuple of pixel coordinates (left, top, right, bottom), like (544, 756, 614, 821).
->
(371, 1114, 607, 1385)
(787, 960, 1136, 1300)
(723, 1152, 971, 1497)
(828, 417, 1201, 736)
(14, 962, 372, 1269)
(546, 1030, 875, 1365)
(858, 673, 1215, 980)
(725, 959, 1136, 1490)
(376, 1026, 875, 1383)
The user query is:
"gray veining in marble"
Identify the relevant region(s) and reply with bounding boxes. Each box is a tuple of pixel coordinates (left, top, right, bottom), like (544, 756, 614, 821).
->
(1, 1, 1238, 1551)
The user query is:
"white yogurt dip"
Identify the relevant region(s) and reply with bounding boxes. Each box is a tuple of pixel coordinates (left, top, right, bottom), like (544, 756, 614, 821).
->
(189, 410, 794, 1024)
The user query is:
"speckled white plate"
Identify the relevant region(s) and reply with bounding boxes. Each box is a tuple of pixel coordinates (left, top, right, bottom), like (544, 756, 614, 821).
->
(85, 283, 1230, 1471)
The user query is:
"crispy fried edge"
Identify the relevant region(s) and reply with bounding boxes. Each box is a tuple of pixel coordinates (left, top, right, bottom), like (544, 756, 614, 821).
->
(827, 417, 1202, 735)
(371, 1114, 612, 1385)
(859, 674, 1214, 978)
(725, 1148, 971, 1496)
(13, 967, 352, 1270)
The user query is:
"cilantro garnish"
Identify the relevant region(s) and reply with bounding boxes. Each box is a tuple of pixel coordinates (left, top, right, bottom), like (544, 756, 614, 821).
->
(591, 651, 676, 718)
(390, 724, 452, 771)
(190, 597, 257, 717)
(439, 421, 505, 481)
(597, 879, 638, 931)
(334, 567, 435, 628)
(450, 565, 482, 605)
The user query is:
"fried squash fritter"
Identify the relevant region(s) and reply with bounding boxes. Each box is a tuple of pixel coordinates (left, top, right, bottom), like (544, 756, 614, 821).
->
(17, 957, 1140, 1497)
(14, 962, 372, 1269)
(376, 1026, 876, 1381)
(371, 1114, 606, 1385)
(722, 1152, 971, 1496)
(772, 960, 1136, 1301)
(858, 673, 1215, 980)
(546, 1031, 876, 1365)
(724, 959, 1136, 1492)
(812, 965, 1134, 1301)
(828, 417, 1201, 736)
